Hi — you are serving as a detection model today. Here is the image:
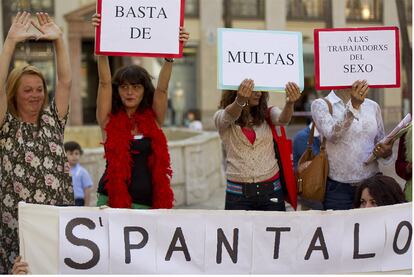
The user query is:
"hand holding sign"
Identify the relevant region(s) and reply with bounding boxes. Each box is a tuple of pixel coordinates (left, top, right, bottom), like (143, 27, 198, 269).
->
(285, 82, 301, 104)
(236, 79, 255, 106)
(350, 80, 369, 109)
(179, 27, 190, 46)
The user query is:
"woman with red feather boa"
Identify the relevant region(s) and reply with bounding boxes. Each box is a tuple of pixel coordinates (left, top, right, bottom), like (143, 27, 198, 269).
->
(92, 14, 189, 209)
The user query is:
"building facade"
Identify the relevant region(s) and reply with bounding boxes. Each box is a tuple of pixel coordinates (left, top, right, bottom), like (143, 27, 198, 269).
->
(1, 0, 412, 128)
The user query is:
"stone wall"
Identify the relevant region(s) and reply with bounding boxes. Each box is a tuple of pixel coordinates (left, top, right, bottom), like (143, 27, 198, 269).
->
(75, 128, 226, 207)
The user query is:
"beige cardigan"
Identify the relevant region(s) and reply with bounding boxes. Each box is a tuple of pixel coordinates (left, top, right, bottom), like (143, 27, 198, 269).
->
(214, 107, 282, 183)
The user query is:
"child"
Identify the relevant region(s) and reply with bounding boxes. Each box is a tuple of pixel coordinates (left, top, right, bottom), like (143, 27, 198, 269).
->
(64, 141, 93, 206)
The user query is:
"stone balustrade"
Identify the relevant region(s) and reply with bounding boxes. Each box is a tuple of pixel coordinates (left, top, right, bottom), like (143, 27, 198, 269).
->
(65, 127, 226, 207)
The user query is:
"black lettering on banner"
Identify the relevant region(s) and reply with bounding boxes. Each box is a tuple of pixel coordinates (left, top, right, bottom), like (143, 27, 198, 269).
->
(275, 53, 286, 65)
(254, 52, 264, 64)
(266, 227, 291, 259)
(114, 6, 168, 19)
(165, 227, 191, 261)
(228, 51, 241, 63)
(124, 227, 149, 264)
(343, 64, 373, 73)
(353, 223, 376, 259)
(157, 7, 167, 19)
(115, 6, 124, 17)
(304, 227, 329, 260)
(393, 221, 412, 255)
(64, 218, 100, 270)
(137, 6, 146, 18)
(130, 27, 152, 39)
(216, 228, 239, 264)
(264, 52, 274, 64)
(286, 53, 295, 65)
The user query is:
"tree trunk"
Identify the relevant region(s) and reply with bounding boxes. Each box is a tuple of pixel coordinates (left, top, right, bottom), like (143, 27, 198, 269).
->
(395, 0, 412, 113)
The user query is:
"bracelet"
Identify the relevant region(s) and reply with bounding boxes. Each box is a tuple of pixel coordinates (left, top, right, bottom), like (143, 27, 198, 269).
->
(235, 97, 247, 108)
(164, 58, 175, 63)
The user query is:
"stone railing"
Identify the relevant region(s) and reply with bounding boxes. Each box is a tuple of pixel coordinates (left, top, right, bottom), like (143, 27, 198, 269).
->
(68, 127, 226, 207)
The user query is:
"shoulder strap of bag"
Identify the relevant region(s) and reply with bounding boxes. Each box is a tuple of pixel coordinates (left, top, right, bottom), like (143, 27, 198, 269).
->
(312, 98, 333, 149)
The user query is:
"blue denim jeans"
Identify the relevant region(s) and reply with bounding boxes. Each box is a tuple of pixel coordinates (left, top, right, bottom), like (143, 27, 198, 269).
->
(323, 178, 357, 210)
(225, 189, 286, 211)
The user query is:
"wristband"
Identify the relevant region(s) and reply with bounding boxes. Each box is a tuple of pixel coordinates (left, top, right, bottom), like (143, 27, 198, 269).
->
(235, 97, 247, 108)
(164, 58, 175, 63)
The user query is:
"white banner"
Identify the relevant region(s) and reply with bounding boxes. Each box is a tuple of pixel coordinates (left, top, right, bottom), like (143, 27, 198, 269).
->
(18, 202, 412, 274)
(95, 0, 184, 57)
(217, 28, 304, 92)
(314, 27, 400, 90)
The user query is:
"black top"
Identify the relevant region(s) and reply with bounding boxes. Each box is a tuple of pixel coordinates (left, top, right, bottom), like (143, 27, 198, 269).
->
(98, 137, 153, 206)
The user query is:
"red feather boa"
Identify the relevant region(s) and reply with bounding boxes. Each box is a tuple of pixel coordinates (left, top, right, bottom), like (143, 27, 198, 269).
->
(104, 109, 173, 208)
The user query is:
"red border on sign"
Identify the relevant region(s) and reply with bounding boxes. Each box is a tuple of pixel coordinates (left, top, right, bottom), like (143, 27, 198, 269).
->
(95, 0, 185, 58)
(314, 26, 400, 90)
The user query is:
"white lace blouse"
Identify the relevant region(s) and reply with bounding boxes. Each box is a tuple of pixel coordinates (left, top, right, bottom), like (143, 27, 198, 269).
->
(311, 91, 393, 183)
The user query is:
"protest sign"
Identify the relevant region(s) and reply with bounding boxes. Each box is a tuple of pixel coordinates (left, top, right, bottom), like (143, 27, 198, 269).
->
(95, 0, 185, 57)
(217, 28, 304, 92)
(18, 203, 411, 274)
(314, 27, 400, 90)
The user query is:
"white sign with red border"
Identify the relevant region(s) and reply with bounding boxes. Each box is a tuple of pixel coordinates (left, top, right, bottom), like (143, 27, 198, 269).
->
(95, 0, 185, 57)
(314, 27, 400, 90)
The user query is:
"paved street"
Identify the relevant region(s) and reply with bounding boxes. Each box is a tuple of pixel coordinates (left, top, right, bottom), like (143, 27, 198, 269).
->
(178, 123, 406, 210)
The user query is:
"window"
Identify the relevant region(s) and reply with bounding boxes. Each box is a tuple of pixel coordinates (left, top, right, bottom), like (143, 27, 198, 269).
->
(230, 0, 265, 19)
(287, 0, 325, 20)
(346, 0, 382, 22)
(185, 0, 199, 17)
(5, 0, 54, 14)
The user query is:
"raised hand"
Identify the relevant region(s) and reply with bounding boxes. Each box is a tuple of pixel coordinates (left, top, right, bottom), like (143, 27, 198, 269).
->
(6, 12, 36, 43)
(285, 82, 301, 104)
(179, 27, 190, 46)
(350, 79, 369, 109)
(12, 256, 29, 275)
(92, 13, 101, 28)
(31, 12, 62, 40)
(236, 79, 254, 106)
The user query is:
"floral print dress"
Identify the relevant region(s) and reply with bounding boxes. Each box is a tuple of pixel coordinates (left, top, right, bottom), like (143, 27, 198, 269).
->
(0, 101, 73, 273)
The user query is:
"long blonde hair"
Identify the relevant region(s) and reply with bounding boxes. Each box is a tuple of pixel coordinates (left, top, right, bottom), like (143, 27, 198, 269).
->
(6, 65, 49, 118)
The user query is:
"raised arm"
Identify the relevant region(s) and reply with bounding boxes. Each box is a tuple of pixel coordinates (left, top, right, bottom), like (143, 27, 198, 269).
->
(152, 27, 189, 125)
(92, 14, 113, 130)
(275, 82, 301, 125)
(96, 55, 112, 130)
(214, 79, 254, 131)
(0, 12, 34, 126)
(32, 12, 72, 120)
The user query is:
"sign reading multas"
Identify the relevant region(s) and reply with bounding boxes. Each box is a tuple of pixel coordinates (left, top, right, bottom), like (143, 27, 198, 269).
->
(217, 28, 304, 92)
(314, 27, 400, 90)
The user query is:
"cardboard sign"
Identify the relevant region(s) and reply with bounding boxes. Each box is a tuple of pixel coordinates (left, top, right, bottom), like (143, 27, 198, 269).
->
(217, 28, 304, 92)
(95, 0, 185, 57)
(18, 203, 412, 274)
(314, 27, 400, 90)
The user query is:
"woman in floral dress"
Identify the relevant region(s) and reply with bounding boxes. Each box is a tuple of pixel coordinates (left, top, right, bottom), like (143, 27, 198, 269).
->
(0, 12, 74, 273)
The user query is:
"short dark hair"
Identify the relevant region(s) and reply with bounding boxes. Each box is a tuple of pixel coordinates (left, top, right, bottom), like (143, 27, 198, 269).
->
(111, 64, 155, 114)
(353, 175, 406, 208)
(64, 141, 83, 155)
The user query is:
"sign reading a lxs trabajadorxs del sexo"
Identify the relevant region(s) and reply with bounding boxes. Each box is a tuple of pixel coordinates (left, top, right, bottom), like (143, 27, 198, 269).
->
(217, 28, 304, 92)
(95, 0, 185, 57)
(314, 27, 400, 90)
